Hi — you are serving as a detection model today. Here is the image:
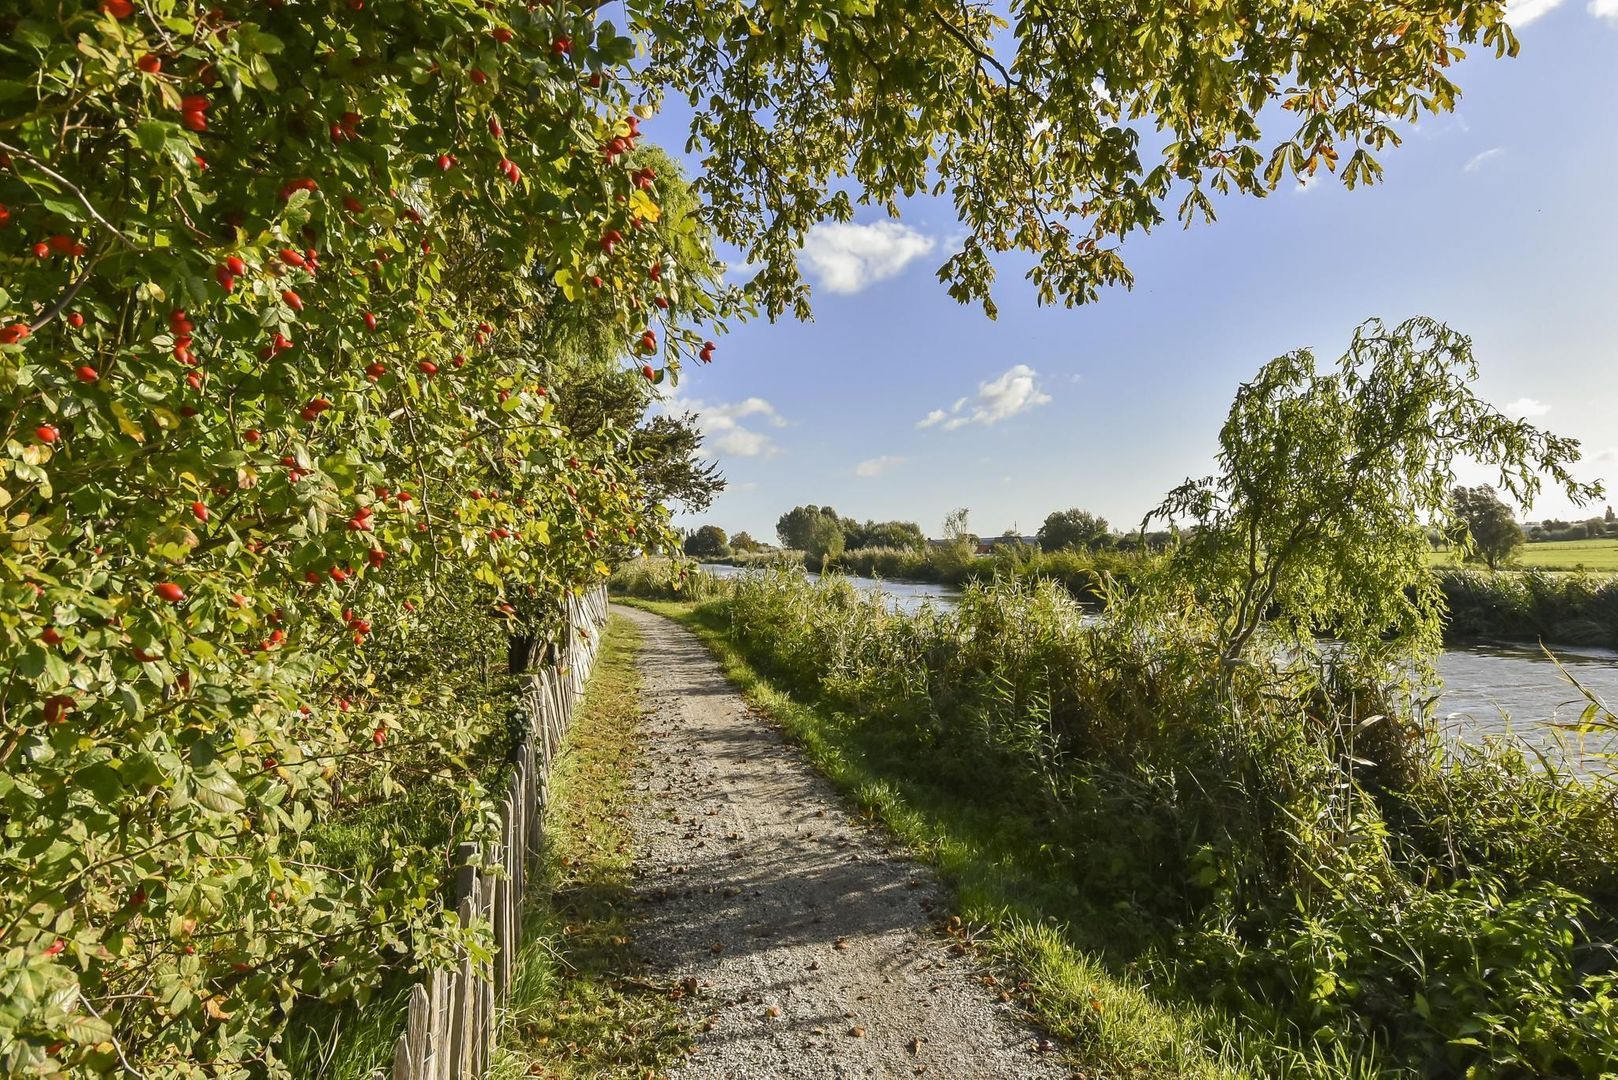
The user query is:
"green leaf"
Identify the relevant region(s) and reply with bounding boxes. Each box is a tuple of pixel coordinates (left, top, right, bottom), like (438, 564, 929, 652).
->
(135, 120, 170, 155)
(192, 769, 246, 814)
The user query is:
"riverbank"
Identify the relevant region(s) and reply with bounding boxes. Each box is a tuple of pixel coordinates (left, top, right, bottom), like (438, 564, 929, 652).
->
(618, 574, 1618, 1077)
(701, 548, 1618, 649)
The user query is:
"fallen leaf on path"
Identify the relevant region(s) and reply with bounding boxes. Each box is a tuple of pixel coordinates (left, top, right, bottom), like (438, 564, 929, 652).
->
(849, 1026, 866, 1038)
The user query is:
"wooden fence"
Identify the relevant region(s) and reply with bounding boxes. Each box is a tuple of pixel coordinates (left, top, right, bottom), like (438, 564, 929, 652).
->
(380, 586, 610, 1079)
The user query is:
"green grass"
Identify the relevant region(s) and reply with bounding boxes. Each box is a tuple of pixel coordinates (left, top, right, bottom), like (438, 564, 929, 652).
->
(1429, 537, 1618, 572)
(618, 597, 1244, 1079)
(490, 614, 692, 1079)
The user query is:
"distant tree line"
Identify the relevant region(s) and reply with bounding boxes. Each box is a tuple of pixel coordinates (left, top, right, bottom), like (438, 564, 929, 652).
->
(1529, 506, 1617, 543)
(674, 504, 1178, 562)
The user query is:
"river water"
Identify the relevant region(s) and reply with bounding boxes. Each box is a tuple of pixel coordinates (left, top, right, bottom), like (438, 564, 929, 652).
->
(701, 564, 1618, 773)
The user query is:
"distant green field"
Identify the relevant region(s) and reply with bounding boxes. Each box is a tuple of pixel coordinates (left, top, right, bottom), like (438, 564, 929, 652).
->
(1429, 537, 1618, 572)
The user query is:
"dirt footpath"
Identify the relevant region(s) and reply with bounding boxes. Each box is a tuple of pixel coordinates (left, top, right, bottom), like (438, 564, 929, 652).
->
(615, 604, 1069, 1079)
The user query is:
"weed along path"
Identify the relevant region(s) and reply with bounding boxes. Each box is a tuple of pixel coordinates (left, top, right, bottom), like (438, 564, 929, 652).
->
(614, 604, 1070, 1079)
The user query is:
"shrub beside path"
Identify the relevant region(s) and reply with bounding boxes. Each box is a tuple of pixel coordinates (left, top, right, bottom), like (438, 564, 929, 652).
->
(615, 604, 1070, 1079)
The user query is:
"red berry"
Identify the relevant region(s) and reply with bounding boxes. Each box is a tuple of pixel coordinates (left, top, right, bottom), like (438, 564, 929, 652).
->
(215, 266, 235, 291)
(363, 312, 377, 332)
(243, 428, 261, 443)
(41, 627, 63, 646)
(418, 360, 438, 375)
(282, 289, 303, 312)
(137, 54, 161, 75)
(491, 27, 513, 43)
(225, 256, 247, 276)
(75, 365, 98, 383)
(470, 68, 488, 85)
(101, 0, 133, 17)
(191, 501, 208, 522)
(641, 364, 655, 381)
(154, 582, 185, 604)
(36, 424, 58, 443)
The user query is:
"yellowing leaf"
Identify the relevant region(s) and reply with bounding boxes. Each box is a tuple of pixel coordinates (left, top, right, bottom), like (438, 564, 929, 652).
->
(629, 190, 661, 223)
(112, 402, 147, 443)
(555, 268, 578, 302)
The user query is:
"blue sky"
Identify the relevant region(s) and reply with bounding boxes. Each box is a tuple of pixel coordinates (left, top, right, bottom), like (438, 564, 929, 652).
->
(655, 2, 1618, 542)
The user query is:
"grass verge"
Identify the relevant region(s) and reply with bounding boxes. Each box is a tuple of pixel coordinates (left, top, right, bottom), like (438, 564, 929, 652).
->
(617, 597, 1243, 1079)
(490, 613, 691, 1079)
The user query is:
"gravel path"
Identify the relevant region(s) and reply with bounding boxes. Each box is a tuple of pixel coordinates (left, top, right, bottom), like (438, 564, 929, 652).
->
(616, 604, 1069, 1079)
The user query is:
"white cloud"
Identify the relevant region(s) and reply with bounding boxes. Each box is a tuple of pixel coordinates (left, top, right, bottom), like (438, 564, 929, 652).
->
(1510, 0, 1565, 23)
(670, 395, 788, 459)
(1504, 396, 1552, 418)
(1295, 170, 1325, 195)
(1463, 147, 1506, 173)
(799, 221, 936, 294)
(916, 364, 1052, 432)
(854, 455, 905, 478)
(1592, 447, 1618, 464)
(1592, 0, 1618, 19)
(704, 396, 787, 428)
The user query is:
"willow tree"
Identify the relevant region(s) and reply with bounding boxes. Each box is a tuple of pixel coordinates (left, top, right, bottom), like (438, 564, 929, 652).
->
(1146, 318, 1601, 672)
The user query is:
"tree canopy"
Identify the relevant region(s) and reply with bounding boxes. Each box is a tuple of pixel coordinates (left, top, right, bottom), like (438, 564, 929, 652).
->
(1450, 484, 1524, 569)
(845, 519, 927, 551)
(683, 523, 731, 558)
(1038, 508, 1111, 552)
(634, 0, 1521, 317)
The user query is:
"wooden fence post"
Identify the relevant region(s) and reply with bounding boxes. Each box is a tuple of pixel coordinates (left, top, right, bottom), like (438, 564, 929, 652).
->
(386, 585, 610, 1078)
